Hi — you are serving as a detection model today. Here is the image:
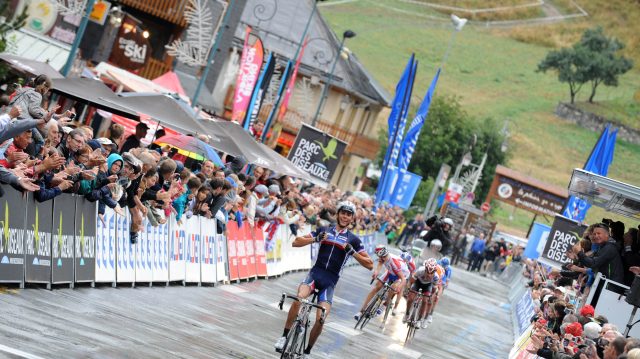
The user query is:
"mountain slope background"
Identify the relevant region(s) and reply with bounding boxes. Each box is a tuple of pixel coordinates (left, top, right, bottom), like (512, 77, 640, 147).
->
(320, 0, 640, 235)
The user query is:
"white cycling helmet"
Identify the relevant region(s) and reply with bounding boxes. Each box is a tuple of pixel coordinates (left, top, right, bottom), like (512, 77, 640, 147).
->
(443, 217, 454, 226)
(430, 239, 442, 249)
(374, 244, 388, 258)
(337, 200, 356, 215)
(425, 258, 438, 273)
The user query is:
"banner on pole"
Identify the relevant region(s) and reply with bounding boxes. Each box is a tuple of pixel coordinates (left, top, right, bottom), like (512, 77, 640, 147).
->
(231, 27, 264, 123)
(390, 170, 422, 209)
(288, 124, 347, 183)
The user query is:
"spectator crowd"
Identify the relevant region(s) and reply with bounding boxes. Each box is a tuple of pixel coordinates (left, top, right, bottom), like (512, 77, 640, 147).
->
(0, 74, 404, 247)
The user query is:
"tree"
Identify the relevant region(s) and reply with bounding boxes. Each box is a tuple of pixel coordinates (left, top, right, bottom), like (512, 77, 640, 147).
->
(537, 27, 633, 104)
(376, 95, 508, 207)
(577, 27, 633, 103)
(0, 3, 27, 80)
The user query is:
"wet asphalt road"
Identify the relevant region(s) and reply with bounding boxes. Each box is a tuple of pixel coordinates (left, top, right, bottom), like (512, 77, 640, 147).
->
(0, 263, 513, 359)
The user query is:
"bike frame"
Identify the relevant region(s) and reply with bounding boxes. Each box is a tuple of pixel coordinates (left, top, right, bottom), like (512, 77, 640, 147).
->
(278, 291, 326, 359)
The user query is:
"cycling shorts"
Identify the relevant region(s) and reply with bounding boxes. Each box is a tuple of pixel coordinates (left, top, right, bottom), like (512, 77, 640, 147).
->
(377, 270, 403, 284)
(301, 269, 336, 305)
(411, 281, 433, 295)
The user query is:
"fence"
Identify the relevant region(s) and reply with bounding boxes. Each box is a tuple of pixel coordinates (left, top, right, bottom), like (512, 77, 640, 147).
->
(0, 186, 378, 288)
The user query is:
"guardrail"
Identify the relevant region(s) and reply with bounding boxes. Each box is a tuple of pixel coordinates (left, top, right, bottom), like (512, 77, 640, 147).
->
(0, 185, 378, 289)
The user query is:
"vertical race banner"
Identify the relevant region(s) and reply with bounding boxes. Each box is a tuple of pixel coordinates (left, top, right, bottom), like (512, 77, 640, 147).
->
(524, 222, 551, 260)
(153, 221, 169, 283)
(226, 221, 239, 281)
(169, 215, 185, 282)
(216, 221, 228, 282)
(231, 27, 264, 123)
(116, 211, 136, 283)
(243, 53, 276, 131)
(184, 216, 201, 283)
(200, 217, 217, 283)
(25, 194, 53, 284)
(539, 215, 588, 269)
(0, 186, 27, 284)
(243, 224, 257, 278)
(52, 195, 76, 284)
(253, 226, 267, 277)
(75, 199, 96, 283)
(390, 169, 422, 209)
(288, 125, 348, 183)
(95, 206, 117, 283)
(135, 222, 153, 283)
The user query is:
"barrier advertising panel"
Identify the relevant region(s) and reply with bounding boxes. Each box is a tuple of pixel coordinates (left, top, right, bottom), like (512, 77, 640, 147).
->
(25, 194, 53, 283)
(265, 224, 283, 277)
(235, 223, 249, 280)
(216, 228, 228, 282)
(253, 226, 267, 277)
(0, 186, 27, 284)
(52, 195, 76, 284)
(116, 211, 136, 283)
(75, 199, 96, 282)
(135, 222, 153, 283)
(95, 207, 117, 283)
(201, 217, 217, 283)
(169, 216, 185, 282)
(152, 222, 169, 283)
(184, 216, 201, 283)
(539, 215, 587, 269)
(243, 225, 256, 278)
(227, 221, 240, 281)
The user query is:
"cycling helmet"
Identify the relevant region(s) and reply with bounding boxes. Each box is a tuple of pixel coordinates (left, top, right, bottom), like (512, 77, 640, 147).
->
(430, 239, 442, 249)
(443, 218, 454, 226)
(374, 245, 388, 258)
(337, 200, 356, 215)
(425, 258, 438, 273)
(439, 257, 450, 268)
(400, 251, 412, 262)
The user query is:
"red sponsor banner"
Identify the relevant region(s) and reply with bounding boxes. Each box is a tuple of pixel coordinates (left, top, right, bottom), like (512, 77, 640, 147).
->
(226, 221, 239, 281)
(253, 226, 268, 277)
(231, 27, 264, 123)
(229, 221, 249, 279)
(243, 225, 257, 278)
(277, 37, 308, 122)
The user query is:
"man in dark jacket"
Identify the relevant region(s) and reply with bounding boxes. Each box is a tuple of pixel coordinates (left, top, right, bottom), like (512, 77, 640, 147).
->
(423, 217, 454, 255)
(570, 222, 624, 284)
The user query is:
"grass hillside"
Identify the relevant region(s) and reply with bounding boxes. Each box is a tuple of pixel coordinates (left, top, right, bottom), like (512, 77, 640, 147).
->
(320, 0, 640, 235)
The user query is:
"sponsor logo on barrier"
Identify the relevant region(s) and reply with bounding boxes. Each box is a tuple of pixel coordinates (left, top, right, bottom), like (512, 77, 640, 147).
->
(203, 234, 215, 265)
(172, 229, 185, 261)
(108, 214, 115, 269)
(75, 214, 96, 260)
(217, 235, 225, 264)
(187, 233, 200, 264)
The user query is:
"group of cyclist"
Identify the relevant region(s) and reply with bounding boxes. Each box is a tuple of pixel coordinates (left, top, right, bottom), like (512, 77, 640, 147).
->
(274, 199, 453, 357)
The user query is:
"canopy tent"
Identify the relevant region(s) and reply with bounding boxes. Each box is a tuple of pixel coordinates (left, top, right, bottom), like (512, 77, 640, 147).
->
(155, 134, 224, 167)
(0, 53, 63, 79)
(568, 169, 640, 219)
(153, 71, 187, 97)
(51, 78, 139, 119)
(199, 120, 275, 169)
(100, 93, 208, 135)
(197, 120, 246, 158)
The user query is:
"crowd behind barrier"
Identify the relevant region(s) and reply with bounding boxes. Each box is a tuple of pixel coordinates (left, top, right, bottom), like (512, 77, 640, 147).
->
(0, 185, 381, 288)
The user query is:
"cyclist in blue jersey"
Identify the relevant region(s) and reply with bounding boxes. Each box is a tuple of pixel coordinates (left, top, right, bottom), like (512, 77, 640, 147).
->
(274, 201, 374, 357)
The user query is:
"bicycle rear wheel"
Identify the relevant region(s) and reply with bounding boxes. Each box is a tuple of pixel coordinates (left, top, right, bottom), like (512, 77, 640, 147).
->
(380, 296, 394, 329)
(361, 295, 383, 330)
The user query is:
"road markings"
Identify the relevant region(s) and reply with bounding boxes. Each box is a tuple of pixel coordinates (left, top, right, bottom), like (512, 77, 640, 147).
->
(0, 344, 47, 359)
(326, 322, 362, 337)
(218, 285, 248, 294)
(331, 295, 355, 307)
(387, 343, 422, 358)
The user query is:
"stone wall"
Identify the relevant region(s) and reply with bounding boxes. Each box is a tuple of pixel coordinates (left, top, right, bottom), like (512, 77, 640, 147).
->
(555, 103, 640, 145)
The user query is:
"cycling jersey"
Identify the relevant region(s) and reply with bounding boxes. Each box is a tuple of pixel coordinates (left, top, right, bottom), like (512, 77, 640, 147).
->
(311, 226, 365, 285)
(435, 264, 445, 286)
(440, 266, 452, 285)
(412, 267, 440, 285)
(379, 254, 409, 278)
(401, 253, 417, 274)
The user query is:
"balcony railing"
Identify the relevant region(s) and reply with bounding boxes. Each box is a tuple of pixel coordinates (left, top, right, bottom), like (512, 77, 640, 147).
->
(138, 58, 172, 80)
(119, 0, 189, 26)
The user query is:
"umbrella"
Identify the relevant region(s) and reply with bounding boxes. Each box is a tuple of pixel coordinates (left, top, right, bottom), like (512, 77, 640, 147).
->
(155, 134, 224, 167)
(0, 53, 64, 79)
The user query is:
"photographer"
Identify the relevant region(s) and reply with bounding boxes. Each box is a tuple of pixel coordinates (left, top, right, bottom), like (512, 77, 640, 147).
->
(423, 216, 454, 255)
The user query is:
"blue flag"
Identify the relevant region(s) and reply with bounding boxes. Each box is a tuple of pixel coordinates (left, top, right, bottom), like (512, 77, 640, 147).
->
(397, 68, 441, 171)
(563, 125, 617, 221)
(390, 170, 422, 209)
(389, 60, 418, 166)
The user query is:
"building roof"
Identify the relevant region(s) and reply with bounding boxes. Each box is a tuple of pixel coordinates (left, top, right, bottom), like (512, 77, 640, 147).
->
(234, 0, 391, 106)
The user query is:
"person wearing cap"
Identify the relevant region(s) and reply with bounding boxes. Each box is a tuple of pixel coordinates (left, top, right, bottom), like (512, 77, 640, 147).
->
(120, 122, 149, 153)
(580, 305, 595, 318)
(246, 184, 268, 228)
(569, 222, 625, 285)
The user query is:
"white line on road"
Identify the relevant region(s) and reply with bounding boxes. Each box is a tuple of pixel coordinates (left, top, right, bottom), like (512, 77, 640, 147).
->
(218, 285, 248, 294)
(331, 295, 355, 307)
(0, 344, 47, 359)
(326, 322, 362, 337)
(387, 343, 422, 358)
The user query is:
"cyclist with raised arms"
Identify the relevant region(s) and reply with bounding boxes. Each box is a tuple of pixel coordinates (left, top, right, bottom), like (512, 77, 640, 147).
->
(404, 258, 440, 329)
(354, 245, 408, 320)
(274, 201, 373, 357)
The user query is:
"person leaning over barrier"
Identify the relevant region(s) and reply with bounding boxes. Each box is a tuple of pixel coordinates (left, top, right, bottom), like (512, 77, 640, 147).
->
(567, 222, 624, 285)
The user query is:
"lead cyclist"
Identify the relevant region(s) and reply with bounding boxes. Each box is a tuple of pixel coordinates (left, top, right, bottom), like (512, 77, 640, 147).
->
(274, 201, 373, 358)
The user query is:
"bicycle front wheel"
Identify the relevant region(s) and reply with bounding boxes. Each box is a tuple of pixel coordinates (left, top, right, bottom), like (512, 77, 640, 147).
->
(360, 295, 383, 330)
(280, 321, 301, 359)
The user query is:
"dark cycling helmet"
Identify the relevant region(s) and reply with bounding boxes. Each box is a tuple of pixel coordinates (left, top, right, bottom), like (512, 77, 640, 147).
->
(337, 200, 356, 215)
(374, 245, 388, 258)
(439, 257, 450, 268)
(425, 258, 438, 273)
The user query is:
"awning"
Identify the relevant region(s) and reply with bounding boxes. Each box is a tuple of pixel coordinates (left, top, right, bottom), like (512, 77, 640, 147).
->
(175, 70, 217, 112)
(0, 53, 63, 79)
(198, 120, 246, 158)
(203, 120, 275, 168)
(568, 169, 640, 219)
(51, 78, 140, 119)
(100, 94, 209, 135)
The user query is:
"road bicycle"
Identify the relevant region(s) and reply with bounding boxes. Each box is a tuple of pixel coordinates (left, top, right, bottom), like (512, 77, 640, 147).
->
(277, 290, 326, 359)
(404, 288, 431, 345)
(355, 281, 395, 331)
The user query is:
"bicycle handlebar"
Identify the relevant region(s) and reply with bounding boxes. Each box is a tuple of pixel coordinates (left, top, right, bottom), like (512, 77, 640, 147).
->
(278, 293, 327, 320)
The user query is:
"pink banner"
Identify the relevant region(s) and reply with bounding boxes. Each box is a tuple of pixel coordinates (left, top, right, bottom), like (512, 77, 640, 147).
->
(231, 27, 264, 123)
(278, 37, 308, 121)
